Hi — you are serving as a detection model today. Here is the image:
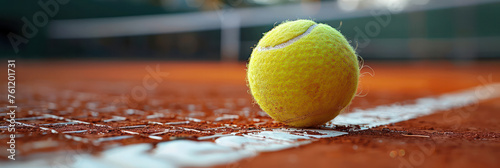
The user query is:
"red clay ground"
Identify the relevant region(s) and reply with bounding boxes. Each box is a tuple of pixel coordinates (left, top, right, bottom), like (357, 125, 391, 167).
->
(1, 60, 499, 167)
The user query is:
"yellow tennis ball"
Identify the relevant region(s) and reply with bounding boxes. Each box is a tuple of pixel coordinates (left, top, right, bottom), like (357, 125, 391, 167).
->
(247, 19, 359, 127)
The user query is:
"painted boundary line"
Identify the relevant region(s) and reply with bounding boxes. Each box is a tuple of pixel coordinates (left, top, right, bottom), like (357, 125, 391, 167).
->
(3, 83, 500, 168)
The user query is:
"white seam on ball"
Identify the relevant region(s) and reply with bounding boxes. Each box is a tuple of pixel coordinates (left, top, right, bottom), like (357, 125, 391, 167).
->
(257, 24, 317, 51)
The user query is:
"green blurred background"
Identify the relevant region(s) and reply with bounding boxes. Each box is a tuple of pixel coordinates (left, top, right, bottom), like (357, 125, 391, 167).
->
(1, 0, 499, 61)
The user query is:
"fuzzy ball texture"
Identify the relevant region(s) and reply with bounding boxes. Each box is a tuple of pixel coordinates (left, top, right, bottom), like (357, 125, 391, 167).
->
(247, 19, 359, 127)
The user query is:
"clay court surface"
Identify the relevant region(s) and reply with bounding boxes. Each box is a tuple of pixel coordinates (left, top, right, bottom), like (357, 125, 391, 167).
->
(1, 61, 499, 167)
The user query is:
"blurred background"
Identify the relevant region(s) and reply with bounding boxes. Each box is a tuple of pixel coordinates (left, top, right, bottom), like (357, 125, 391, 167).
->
(0, 0, 499, 61)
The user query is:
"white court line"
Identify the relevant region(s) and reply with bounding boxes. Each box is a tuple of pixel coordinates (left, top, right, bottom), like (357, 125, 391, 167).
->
(3, 83, 500, 168)
(328, 83, 500, 129)
(162, 83, 500, 167)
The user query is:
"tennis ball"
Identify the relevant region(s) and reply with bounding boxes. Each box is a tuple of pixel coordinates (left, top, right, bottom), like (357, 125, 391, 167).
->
(247, 19, 359, 127)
